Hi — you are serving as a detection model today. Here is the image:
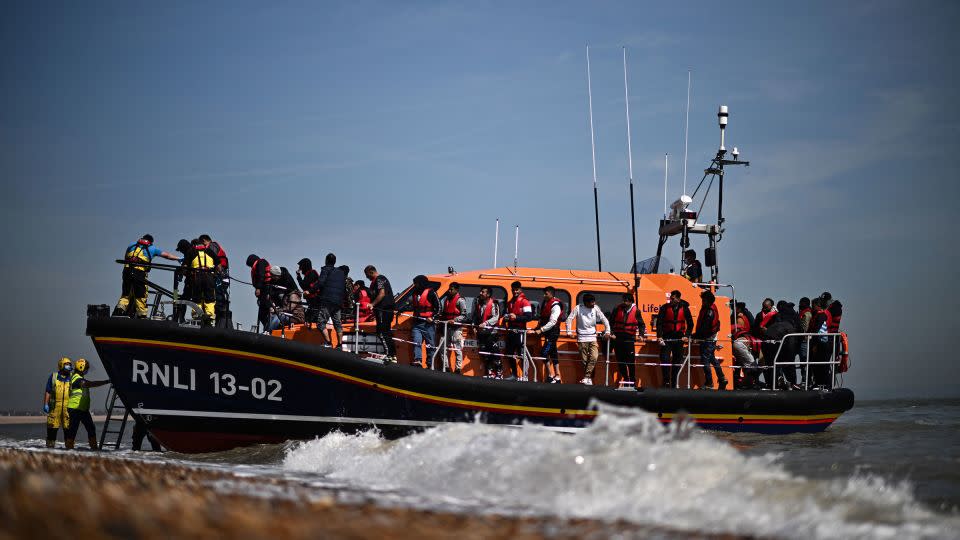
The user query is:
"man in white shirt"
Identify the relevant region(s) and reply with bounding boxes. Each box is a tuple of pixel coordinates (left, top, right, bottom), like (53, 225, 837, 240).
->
(565, 293, 614, 385)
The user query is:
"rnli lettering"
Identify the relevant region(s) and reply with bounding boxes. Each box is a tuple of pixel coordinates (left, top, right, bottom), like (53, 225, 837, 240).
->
(132, 359, 197, 391)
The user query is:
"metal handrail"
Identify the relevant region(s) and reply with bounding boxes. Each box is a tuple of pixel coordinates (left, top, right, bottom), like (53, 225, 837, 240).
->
(769, 332, 843, 390)
(477, 273, 631, 286)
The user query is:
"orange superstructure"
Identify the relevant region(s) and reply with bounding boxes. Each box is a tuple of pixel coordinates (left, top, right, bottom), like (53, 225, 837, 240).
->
(273, 267, 734, 389)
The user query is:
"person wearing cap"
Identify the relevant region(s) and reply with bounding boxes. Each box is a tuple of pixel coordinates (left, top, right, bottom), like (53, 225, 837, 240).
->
(246, 254, 274, 331)
(399, 275, 440, 368)
(64, 358, 109, 450)
(113, 234, 180, 318)
(42, 357, 74, 448)
(199, 234, 232, 329)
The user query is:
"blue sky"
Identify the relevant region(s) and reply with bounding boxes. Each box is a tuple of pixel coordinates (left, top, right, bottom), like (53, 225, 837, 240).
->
(2, 1, 958, 408)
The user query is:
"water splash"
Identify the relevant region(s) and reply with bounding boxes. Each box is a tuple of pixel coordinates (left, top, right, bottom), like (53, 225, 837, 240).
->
(283, 402, 958, 539)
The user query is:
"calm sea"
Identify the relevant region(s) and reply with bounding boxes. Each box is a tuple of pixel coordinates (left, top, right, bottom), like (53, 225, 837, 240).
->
(3, 398, 959, 539)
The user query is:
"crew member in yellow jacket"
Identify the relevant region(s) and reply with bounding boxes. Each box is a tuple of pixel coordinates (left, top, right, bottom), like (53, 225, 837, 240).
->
(42, 357, 73, 448)
(64, 358, 109, 450)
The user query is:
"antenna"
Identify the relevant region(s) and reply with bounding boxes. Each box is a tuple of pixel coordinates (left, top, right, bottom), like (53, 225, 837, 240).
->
(663, 153, 669, 218)
(718, 105, 728, 152)
(513, 225, 520, 272)
(586, 45, 602, 271)
(682, 70, 691, 195)
(623, 47, 639, 297)
(493, 218, 500, 268)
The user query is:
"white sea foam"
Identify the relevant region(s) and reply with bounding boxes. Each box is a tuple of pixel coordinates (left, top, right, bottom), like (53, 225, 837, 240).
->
(283, 403, 959, 539)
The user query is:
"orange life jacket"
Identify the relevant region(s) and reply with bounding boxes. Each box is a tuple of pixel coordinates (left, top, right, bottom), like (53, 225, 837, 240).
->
(440, 293, 461, 321)
(612, 304, 641, 336)
(412, 289, 434, 318)
(506, 293, 530, 328)
(474, 298, 494, 324)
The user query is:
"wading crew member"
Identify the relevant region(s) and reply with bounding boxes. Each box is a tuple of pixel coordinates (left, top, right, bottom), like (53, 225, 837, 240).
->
(200, 234, 231, 329)
(315, 254, 347, 347)
(246, 254, 273, 331)
(365, 265, 397, 362)
(131, 417, 162, 452)
(693, 290, 726, 390)
(657, 290, 693, 388)
(566, 293, 613, 386)
(503, 281, 533, 380)
(682, 249, 703, 283)
(533, 286, 564, 384)
(42, 358, 73, 448)
(296, 258, 321, 325)
(472, 286, 501, 377)
(113, 234, 180, 318)
(64, 358, 109, 450)
(186, 238, 217, 326)
(400, 275, 440, 369)
(438, 282, 469, 374)
(353, 280, 373, 321)
(611, 292, 646, 385)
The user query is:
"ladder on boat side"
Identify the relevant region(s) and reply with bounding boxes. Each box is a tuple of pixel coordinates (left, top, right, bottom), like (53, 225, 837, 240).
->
(98, 385, 130, 451)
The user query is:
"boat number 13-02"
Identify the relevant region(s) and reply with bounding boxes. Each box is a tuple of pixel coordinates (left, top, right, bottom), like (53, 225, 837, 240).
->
(209, 372, 282, 401)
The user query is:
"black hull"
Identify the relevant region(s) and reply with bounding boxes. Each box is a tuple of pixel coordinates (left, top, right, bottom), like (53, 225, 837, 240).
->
(87, 317, 855, 453)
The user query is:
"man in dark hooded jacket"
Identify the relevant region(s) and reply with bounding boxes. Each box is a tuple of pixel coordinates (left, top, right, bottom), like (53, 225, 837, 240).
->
(765, 301, 801, 388)
(315, 253, 346, 347)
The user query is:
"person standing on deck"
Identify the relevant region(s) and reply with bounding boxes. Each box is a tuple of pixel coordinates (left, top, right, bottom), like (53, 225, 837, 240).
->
(566, 293, 613, 386)
(246, 254, 273, 331)
(199, 234, 231, 328)
(657, 290, 693, 388)
(113, 234, 181, 318)
(64, 359, 109, 450)
(399, 275, 440, 368)
(365, 265, 397, 362)
(472, 286, 501, 377)
(807, 298, 833, 388)
(297, 258, 322, 325)
(693, 290, 726, 390)
(503, 281, 534, 380)
(353, 280, 374, 322)
(185, 238, 217, 326)
(315, 254, 347, 347)
(438, 282, 469, 374)
(611, 293, 646, 386)
(533, 286, 565, 383)
(42, 357, 73, 448)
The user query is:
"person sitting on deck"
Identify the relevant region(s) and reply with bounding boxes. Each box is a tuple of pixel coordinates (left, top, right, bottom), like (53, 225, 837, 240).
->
(566, 293, 613, 386)
(611, 292, 645, 386)
(731, 324, 762, 389)
(472, 286, 501, 378)
(656, 290, 693, 388)
(503, 281, 533, 380)
(533, 286, 565, 384)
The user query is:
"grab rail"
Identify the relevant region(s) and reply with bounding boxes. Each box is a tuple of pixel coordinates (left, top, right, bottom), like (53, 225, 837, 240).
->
(768, 332, 843, 390)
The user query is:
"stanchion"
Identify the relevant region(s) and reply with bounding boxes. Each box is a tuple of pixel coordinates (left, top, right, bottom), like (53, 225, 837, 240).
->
(604, 337, 611, 386)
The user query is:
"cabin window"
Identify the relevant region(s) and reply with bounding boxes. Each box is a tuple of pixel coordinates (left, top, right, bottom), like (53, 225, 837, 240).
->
(575, 291, 627, 321)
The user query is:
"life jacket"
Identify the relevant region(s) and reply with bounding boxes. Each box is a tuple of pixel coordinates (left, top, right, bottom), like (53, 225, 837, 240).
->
(612, 304, 641, 336)
(697, 303, 721, 336)
(506, 293, 531, 328)
(68, 373, 90, 411)
(251, 259, 272, 286)
(736, 313, 752, 334)
(827, 310, 841, 333)
(356, 289, 372, 320)
(538, 298, 563, 325)
(208, 241, 229, 269)
(798, 307, 812, 331)
(302, 269, 320, 298)
(440, 293, 461, 321)
(757, 309, 777, 329)
(124, 239, 153, 272)
(47, 373, 71, 429)
(190, 245, 215, 271)
(474, 298, 494, 325)
(659, 302, 689, 335)
(412, 288, 434, 318)
(733, 327, 761, 356)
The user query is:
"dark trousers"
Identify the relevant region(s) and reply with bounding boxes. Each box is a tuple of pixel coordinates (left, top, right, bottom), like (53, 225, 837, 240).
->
(132, 418, 162, 451)
(541, 336, 559, 369)
(660, 338, 685, 388)
(810, 341, 834, 389)
(613, 338, 636, 382)
(700, 340, 725, 386)
(257, 293, 272, 332)
(65, 409, 96, 440)
(374, 307, 396, 356)
(305, 297, 321, 324)
(477, 331, 500, 374)
(215, 274, 231, 328)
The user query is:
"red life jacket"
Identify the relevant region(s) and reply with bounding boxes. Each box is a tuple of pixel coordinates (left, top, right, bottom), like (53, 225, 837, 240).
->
(660, 303, 689, 335)
(440, 293, 461, 321)
(303, 269, 320, 298)
(612, 304, 641, 336)
(539, 298, 562, 325)
(506, 293, 530, 328)
(736, 313, 752, 334)
(826, 310, 841, 333)
(733, 327, 761, 355)
(251, 259, 272, 285)
(208, 241, 229, 269)
(475, 298, 494, 324)
(412, 289, 434, 318)
(697, 303, 720, 335)
(357, 289, 372, 320)
(757, 309, 777, 329)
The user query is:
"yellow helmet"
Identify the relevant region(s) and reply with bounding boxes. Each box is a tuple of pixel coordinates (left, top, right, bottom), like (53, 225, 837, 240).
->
(57, 357, 72, 370)
(75, 359, 88, 374)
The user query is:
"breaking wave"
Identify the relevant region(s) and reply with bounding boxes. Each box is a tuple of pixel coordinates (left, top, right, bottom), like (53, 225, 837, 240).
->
(283, 403, 958, 539)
